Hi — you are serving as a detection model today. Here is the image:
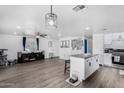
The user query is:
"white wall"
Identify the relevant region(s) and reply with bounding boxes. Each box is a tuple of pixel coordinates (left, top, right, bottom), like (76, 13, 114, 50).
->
(59, 37, 84, 60)
(59, 36, 93, 60)
(0, 35, 22, 60)
(39, 38, 59, 58)
(93, 33, 104, 54)
(53, 40, 59, 57)
(0, 34, 59, 60)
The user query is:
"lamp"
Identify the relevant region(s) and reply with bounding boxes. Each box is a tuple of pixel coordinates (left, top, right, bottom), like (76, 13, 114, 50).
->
(45, 5, 57, 29)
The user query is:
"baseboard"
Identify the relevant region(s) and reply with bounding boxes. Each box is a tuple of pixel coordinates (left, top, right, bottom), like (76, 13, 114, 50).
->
(45, 56, 59, 59)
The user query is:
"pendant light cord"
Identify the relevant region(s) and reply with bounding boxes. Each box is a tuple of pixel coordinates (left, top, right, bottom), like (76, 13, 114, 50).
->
(51, 5, 52, 15)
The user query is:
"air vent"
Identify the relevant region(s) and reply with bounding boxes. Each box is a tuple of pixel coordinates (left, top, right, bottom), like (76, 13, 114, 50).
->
(73, 5, 85, 12)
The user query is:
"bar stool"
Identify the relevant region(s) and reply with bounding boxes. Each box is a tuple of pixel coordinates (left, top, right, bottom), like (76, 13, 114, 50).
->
(0, 55, 8, 66)
(64, 60, 70, 74)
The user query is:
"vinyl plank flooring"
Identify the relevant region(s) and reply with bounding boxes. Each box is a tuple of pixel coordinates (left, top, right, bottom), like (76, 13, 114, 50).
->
(0, 58, 124, 88)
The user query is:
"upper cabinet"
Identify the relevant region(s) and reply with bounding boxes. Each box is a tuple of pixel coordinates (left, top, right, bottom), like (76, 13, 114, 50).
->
(121, 32, 124, 39)
(104, 32, 124, 45)
(112, 33, 122, 40)
(104, 34, 112, 44)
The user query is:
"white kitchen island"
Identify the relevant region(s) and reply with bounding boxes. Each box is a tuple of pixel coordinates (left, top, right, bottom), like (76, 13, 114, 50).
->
(70, 54, 99, 81)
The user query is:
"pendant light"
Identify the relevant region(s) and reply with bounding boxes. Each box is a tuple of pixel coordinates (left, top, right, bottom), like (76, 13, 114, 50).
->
(45, 5, 57, 29)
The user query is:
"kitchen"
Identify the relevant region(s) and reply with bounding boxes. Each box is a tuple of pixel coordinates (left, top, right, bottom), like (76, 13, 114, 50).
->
(94, 32, 124, 67)
(64, 31, 124, 84)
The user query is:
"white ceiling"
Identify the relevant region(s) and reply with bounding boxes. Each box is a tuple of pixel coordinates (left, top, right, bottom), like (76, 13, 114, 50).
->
(0, 5, 124, 39)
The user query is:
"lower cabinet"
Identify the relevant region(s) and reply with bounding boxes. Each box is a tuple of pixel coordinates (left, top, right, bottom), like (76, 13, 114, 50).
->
(85, 56, 99, 79)
(70, 57, 85, 81)
(70, 55, 99, 81)
(103, 53, 112, 66)
(85, 58, 92, 79)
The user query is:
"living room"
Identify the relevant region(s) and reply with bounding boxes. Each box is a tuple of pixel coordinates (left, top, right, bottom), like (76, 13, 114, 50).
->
(0, 1, 124, 90)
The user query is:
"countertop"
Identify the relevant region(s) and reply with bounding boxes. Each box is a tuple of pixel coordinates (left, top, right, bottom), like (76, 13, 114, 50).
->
(71, 54, 98, 59)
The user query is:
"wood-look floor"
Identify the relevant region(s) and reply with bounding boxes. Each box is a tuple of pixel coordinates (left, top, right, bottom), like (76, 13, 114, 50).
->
(0, 58, 124, 88)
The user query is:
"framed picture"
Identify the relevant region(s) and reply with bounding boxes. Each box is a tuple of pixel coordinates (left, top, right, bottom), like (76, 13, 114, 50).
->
(71, 39, 83, 50)
(63, 41, 65, 47)
(60, 40, 70, 48)
(60, 41, 62, 48)
(61, 41, 64, 48)
(65, 40, 67, 48)
(67, 40, 70, 48)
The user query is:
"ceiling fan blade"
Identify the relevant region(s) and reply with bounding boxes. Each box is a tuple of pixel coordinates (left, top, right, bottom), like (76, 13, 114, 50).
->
(40, 34, 48, 38)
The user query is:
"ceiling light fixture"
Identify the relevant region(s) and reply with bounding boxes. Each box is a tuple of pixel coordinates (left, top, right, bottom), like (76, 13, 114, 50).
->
(45, 5, 57, 29)
(13, 32, 17, 35)
(85, 26, 90, 30)
(17, 25, 21, 30)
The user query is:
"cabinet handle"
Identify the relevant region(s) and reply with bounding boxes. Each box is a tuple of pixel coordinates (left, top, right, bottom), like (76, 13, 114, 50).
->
(89, 62, 91, 66)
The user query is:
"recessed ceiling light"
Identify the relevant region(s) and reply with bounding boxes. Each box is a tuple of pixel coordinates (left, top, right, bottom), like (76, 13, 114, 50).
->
(58, 33, 62, 37)
(17, 25, 21, 30)
(13, 32, 17, 35)
(85, 26, 90, 30)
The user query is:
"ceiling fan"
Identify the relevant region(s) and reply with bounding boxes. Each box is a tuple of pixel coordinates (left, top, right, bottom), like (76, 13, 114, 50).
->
(73, 5, 85, 12)
(35, 32, 48, 38)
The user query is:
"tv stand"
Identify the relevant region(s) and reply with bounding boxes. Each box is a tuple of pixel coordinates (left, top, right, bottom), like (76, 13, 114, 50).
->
(17, 51, 45, 63)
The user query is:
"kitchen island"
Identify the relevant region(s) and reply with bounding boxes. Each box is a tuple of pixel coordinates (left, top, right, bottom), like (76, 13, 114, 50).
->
(70, 54, 99, 81)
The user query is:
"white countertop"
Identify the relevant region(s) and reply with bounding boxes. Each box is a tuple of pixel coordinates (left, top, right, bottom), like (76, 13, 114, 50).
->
(71, 54, 98, 59)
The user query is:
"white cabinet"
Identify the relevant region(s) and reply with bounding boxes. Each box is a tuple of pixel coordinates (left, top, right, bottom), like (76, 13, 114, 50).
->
(93, 56, 99, 70)
(70, 57, 85, 81)
(70, 55, 99, 81)
(112, 33, 121, 40)
(85, 58, 92, 79)
(121, 32, 124, 38)
(104, 32, 124, 45)
(85, 56, 99, 80)
(103, 53, 112, 66)
(104, 34, 112, 44)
